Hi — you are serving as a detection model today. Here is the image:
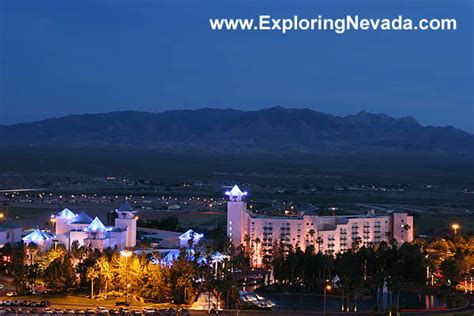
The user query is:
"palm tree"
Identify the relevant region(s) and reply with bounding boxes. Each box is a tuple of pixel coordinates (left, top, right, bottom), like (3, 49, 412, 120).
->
(254, 238, 261, 267)
(86, 266, 99, 298)
(308, 229, 316, 250)
(316, 236, 323, 253)
(26, 243, 39, 265)
(243, 234, 250, 252)
(95, 256, 112, 297)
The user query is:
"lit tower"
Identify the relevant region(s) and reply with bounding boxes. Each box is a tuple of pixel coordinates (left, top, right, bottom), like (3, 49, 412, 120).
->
(226, 185, 247, 247)
(115, 201, 137, 248)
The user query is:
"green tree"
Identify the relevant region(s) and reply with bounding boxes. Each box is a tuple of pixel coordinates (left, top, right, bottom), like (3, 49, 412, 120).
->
(63, 255, 76, 291)
(44, 258, 66, 291)
(440, 259, 459, 284)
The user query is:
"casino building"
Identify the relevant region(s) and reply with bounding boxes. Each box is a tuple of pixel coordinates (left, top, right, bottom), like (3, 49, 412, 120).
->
(23, 201, 138, 251)
(226, 185, 414, 267)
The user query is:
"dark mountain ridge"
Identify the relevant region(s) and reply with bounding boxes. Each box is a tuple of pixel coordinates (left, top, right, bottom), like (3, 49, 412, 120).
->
(1, 107, 472, 156)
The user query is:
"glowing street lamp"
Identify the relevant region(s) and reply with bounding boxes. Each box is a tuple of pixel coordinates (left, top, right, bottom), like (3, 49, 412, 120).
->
(50, 215, 57, 232)
(120, 250, 133, 304)
(0, 213, 4, 219)
(452, 224, 460, 235)
(323, 283, 332, 315)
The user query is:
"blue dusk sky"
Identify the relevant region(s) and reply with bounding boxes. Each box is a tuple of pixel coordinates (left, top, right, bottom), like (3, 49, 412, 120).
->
(1, 0, 473, 132)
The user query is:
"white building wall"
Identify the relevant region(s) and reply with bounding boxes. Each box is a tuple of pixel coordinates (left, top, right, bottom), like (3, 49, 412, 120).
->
(6, 228, 22, 244)
(227, 201, 247, 247)
(56, 217, 71, 235)
(228, 200, 414, 266)
(0, 231, 7, 247)
(115, 218, 136, 248)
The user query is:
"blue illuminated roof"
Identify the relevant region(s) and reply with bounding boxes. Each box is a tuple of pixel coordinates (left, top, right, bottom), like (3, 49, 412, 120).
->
(117, 201, 135, 213)
(86, 217, 108, 232)
(0, 218, 21, 229)
(23, 229, 53, 242)
(57, 208, 76, 219)
(68, 211, 93, 224)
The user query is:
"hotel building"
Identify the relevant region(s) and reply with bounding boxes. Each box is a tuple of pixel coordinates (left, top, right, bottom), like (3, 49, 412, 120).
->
(226, 185, 414, 266)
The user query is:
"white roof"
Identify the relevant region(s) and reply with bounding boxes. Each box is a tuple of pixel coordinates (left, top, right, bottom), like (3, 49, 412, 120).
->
(225, 185, 247, 197)
(179, 229, 204, 241)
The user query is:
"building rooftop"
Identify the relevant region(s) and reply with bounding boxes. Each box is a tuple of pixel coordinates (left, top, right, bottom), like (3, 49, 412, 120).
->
(69, 211, 93, 224)
(117, 201, 136, 213)
(57, 208, 76, 219)
(179, 229, 204, 242)
(23, 229, 53, 242)
(225, 185, 247, 197)
(0, 218, 21, 229)
(86, 217, 108, 232)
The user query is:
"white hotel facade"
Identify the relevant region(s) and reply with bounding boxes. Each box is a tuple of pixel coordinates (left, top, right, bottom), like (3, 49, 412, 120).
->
(226, 186, 413, 266)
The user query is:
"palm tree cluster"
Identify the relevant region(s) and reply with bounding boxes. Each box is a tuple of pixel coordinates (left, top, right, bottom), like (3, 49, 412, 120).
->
(0, 240, 237, 307)
(270, 241, 426, 312)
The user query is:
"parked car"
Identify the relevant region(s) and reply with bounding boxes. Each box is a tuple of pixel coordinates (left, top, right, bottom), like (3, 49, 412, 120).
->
(178, 308, 191, 316)
(40, 300, 51, 307)
(5, 292, 17, 297)
(142, 308, 155, 315)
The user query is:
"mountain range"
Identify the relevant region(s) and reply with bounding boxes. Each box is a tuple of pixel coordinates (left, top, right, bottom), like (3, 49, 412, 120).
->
(1, 107, 473, 156)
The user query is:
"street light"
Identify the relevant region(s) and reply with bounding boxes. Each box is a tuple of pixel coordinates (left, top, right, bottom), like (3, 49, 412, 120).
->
(120, 250, 133, 305)
(50, 215, 57, 233)
(452, 224, 460, 235)
(323, 283, 331, 315)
